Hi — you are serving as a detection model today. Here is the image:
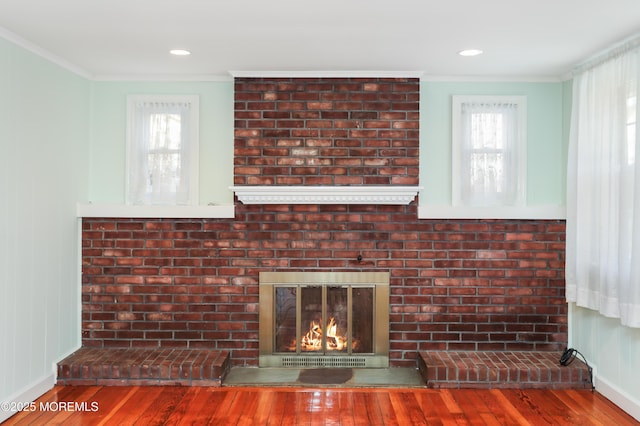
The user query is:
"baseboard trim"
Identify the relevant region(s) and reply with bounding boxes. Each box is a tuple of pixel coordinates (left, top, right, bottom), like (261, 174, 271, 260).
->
(0, 373, 55, 423)
(596, 376, 640, 422)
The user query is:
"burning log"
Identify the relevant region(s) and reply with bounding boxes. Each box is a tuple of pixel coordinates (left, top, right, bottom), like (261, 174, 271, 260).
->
(295, 317, 348, 351)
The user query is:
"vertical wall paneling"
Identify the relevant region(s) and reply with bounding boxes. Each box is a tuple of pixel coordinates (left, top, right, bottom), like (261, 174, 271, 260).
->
(0, 36, 89, 421)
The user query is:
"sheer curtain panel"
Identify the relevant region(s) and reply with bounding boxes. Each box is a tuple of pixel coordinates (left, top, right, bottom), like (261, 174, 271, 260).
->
(460, 101, 520, 205)
(126, 96, 199, 205)
(452, 96, 526, 207)
(566, 41, 640, 327)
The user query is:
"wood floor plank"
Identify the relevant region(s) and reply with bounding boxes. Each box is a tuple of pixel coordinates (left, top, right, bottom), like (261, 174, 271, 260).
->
(183, 387, 229, 425)
(402, 390, 432, 425)
(305, 390, 322, 425)
(233, 389, 260, 426)
(437, 389, 473, 425)
(250, 389, 275, 425)
(264, 390, 288, 426)
(487, 389, 538, 426)
(367, 391, 389, 426)
(132, 387, 189, 425)
(560, 389, 638, 426)
(474, 389, 526, 425)
(419, 391, 457, 426)
(5, 385, 99, 426)
(520, 389, 586, 425)
(350, 391, 371, 426)
(87, 386, 140, 426)
(338, 390, 356, 426)
(3, 386, 639, 426)
(291, 392, 312, 425)
(280, 390, 299, 426)
(387, 390, 429, 425)
(374, 391, 401, 426)
(46, 387, 103, 426)
(387, 390, 414, 425)
(315, 390, 338, 425)
(211, 388, 243, 425)
(486, 389, 554, 426)
(450, 389, 490, 426)
(455, 389, 503, 426)
(547, 389, 607, 426)
(98, 386, 164, 425)
(322, 390, 341, 426)
(502, 389, 605, 426)
(164, 387, 209, 425)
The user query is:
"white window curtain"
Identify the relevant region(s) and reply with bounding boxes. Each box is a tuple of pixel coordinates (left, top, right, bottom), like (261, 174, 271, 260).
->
(127, 97, 197, 205)
(566, 40, 640, 328)
(458, 101, 522, 206)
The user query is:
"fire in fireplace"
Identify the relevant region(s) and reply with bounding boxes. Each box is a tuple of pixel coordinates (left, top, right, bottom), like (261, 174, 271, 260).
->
(259, 272, 389, 368)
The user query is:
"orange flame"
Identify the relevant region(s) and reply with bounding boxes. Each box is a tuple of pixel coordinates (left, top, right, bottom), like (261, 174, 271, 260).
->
(297, 317, 347, 351)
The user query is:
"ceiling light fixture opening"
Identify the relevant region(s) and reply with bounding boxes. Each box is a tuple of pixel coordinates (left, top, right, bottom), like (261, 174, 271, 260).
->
(458, 49, 483, 57)
(170, 49, 191, 56)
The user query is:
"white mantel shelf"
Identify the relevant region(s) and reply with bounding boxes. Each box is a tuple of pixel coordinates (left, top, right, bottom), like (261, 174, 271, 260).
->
(231, 186, 422, 205)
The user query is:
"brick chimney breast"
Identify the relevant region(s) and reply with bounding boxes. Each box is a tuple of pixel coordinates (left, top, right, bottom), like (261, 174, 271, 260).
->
(234, 78, 420, 188)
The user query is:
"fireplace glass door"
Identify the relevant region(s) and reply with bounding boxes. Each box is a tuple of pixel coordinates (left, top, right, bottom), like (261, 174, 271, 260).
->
(274, 285, 374, 355)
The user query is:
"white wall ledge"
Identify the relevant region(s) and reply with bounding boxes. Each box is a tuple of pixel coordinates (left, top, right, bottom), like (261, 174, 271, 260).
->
(231, 186, 422, 205)
(76, 203, 235, 218)
(418, 204, 566, 220)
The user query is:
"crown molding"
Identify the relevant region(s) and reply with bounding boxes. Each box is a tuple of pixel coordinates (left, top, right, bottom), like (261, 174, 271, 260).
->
(0, 26, 93, 79)
(228, 70, 425, 79)
(420, 74, 565, 83)
(92, 74, 233, 82)
(231, 186, 422, 205)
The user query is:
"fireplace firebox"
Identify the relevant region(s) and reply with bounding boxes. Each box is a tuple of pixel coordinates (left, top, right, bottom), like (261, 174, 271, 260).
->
(259, 272, 389, 368)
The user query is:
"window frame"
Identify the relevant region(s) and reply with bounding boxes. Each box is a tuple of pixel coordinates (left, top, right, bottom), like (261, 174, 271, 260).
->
(125, 94, 200, 206)
(451, 95, 527, 207)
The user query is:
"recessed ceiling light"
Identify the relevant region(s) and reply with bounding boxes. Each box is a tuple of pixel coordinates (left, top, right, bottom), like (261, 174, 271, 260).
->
(458, 49, 483, 57)
(170, 49, 191, 56)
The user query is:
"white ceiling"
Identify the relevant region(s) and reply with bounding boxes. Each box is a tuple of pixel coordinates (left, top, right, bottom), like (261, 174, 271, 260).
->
(0, 0, 639, 80)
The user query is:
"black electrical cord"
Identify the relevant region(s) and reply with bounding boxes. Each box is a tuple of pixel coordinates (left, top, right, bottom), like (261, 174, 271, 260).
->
(560, 347, 595, 391)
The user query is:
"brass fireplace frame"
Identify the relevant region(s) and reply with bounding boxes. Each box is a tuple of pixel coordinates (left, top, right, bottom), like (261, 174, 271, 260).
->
(259, 271, 390, 368)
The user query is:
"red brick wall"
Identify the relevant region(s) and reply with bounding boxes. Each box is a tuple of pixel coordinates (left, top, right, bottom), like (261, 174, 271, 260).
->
(82, 213, 567, 367)
(80, 77, 568, 367)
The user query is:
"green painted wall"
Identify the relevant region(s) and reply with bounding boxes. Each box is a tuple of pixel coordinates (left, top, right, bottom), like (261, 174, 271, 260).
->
(0, 36, 90, 414)
(89, 81, 234, 204)
(420, 81, 566, 206)
(571, 305, 640, 413)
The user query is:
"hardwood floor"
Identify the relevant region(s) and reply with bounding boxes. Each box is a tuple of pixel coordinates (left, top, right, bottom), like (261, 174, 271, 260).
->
(3, 385, 638, 425)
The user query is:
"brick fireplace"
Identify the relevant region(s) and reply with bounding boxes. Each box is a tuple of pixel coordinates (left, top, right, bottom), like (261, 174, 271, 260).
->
(80, 77, 568, 369)
(258, 271, 390, 368)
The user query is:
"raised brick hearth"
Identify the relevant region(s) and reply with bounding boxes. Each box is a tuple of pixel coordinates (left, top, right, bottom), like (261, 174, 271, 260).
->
(57, 348, 230, 386)
(418, 351, 591, 389)
(56, 348, 591, 389)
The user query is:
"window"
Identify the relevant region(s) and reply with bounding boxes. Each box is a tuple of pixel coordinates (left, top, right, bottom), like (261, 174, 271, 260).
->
(452, 96, 526, 206)
(126, 95, 199, 205)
